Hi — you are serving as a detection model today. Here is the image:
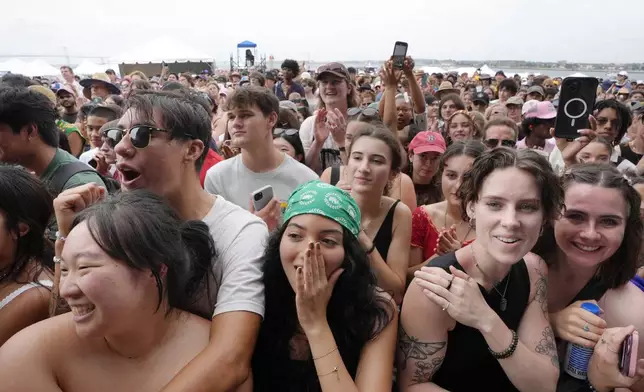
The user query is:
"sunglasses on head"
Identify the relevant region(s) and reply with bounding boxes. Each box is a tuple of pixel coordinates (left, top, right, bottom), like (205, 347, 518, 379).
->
(348, 107, 379, 118)
(484, 139, 516, 149)
(273, 128, 299, 137)
(106, 125, 179, 149)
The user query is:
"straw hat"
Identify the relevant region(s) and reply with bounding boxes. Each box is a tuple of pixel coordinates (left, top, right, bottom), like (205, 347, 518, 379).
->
(435, 81, 459, 100)
(79, 73, 121, 99)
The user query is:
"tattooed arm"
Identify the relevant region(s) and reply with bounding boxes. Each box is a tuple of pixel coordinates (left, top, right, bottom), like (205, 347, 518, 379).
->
(398, 277, 451, 391)
(476, 253, 559, 392)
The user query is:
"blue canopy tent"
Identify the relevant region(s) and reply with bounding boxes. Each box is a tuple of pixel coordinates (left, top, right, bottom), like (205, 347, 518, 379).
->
(237, 40, 257, 48)
(236, 41, 258, 69)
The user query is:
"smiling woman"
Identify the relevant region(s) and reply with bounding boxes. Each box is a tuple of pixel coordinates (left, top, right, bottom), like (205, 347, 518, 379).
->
(0, 190, 218, 392)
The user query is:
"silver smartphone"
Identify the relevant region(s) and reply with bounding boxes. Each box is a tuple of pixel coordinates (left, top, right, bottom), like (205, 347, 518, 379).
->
(251, 185, 274, 211)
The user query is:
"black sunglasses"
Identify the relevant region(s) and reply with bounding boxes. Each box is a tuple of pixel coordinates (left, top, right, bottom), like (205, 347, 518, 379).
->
(107, 125, 177, 149)
(348, 107, 379, 118)
(102, 128, 122, 148)
(484, 139, 516, 149)
(273, 128, 299, 136)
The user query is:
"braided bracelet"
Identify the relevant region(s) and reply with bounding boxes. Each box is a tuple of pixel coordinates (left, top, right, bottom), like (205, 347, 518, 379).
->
(489, 329, 518, 359)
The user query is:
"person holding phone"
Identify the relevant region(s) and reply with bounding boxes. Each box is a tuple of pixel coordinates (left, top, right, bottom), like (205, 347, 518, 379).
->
(532, 164, 644, 392)
(204, 86, 317, 230)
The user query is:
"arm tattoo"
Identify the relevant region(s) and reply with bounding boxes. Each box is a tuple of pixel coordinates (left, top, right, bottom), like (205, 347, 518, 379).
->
(535, 326, 559, 368)
(409, 357, 444, 386)
(533, 266, 548, 314)
(398, 326, 446, 370)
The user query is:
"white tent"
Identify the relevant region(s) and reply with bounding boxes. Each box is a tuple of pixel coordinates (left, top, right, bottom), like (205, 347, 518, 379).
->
(73, 60, 120, 76)
(480, 64, 496, 76)
(109, 37, 213, 64)
(449, 67, 477, 76)
(22, 59, 60, 77)
(421, 66, 447, 75)
(0, 58, 28, 73)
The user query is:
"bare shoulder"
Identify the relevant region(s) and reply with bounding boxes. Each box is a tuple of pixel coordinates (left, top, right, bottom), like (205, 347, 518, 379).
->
(374, 288, 399, 321)
(399, 172, 414, 188)
(425, 201, 445, 222)
(394, 199, 412, 220)
(601, 283, 644, 337)
(320, 166, 332, 183)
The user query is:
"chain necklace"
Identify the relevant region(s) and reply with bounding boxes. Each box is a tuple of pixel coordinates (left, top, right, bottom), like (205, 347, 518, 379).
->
(470, 245, 511, 312)
(443, 208, 472, 243)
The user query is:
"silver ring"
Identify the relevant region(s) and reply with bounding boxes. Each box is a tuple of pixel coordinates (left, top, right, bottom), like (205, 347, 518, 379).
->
(583, 324, 590, 332)
(442, 303, 450, 311)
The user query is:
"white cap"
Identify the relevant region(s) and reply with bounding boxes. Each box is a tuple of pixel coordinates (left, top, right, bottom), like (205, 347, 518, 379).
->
(636, 80, 644, 85)
(522, 99, 539, 116)
(300, 71, 312, 79)
(618, 71, 629, 77)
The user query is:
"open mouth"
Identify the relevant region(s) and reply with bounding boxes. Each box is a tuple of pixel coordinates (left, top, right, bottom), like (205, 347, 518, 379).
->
(120, 168, 141, 183)
(70, 304, 95, 317)
(572, 242, 601, 252)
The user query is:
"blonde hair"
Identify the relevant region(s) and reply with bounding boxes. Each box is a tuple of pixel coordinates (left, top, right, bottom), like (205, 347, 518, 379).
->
(447, 110, 480, 139)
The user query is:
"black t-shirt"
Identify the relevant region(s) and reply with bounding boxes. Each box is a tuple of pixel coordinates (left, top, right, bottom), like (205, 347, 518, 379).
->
(620, 143, 642, 165)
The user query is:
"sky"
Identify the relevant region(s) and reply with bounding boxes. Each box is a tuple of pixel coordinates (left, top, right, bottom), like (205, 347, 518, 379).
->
(2, 0, 643, 65)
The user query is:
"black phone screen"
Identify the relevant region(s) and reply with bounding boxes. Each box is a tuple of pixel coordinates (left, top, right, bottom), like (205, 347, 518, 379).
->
(553, 77, 599, 140)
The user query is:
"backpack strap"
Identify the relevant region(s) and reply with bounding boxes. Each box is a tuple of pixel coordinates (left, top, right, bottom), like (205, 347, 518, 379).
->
(330, 165, 340, 186)
(49, 161, 96, 195)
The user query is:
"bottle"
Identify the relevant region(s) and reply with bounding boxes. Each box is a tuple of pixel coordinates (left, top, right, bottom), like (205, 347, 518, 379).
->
(563, 302, 602, 379)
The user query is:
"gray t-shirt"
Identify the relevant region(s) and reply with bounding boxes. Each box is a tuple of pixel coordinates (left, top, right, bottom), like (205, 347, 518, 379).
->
(204, 153, 319, 210)
(197, 196, 268, 318)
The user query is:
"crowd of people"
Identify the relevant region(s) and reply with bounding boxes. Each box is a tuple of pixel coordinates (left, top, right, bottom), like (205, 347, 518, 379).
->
(0, 55, 642, 392)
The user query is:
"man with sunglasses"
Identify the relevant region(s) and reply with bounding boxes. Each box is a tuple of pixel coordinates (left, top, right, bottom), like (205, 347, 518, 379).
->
(482, 117, 519, 150)
(56, 89, 268, 392)
(205, 86, 317, 227)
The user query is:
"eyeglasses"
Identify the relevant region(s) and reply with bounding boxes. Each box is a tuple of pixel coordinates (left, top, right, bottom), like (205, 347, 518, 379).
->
(484, 139, 516, 149)
(107, 125, 177, 149)
(273, 128, 299, 136)
(102, 128, 122, 148)
(596, 117, 621, 130)
(347, 107, 379, 118)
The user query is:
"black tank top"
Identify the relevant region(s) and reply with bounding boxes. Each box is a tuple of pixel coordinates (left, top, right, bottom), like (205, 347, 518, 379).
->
(372, 200, 400, 260)
(429, 252, 530, 392)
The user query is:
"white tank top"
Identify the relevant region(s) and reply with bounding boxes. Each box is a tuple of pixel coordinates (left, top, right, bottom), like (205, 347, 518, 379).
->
(0, 280, 53, 311)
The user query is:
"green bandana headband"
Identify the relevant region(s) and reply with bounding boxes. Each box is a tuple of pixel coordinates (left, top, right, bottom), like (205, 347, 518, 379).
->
(283, 180, 361, 237)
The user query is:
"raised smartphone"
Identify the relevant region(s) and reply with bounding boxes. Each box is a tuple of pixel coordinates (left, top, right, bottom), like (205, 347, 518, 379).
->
(553, 77, 599, 140)
(392, 41, 408, 69)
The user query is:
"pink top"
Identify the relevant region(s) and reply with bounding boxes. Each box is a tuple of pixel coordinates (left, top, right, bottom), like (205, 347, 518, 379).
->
(516, 137, 556, 157)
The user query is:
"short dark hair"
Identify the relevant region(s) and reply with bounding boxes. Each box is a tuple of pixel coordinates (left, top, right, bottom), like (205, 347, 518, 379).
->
(88, 105, 122, 122)
(498, 79, 518, 95)
(249, 72, 265, 87)
(59, 65, 73, 74)
(534, 164, 642, 289)
(105, 69, 116, 75)
(125, 90, 212, 171)
(0, 74, 36, 88)
(347, 67, 357, 74)
(595, 99, 632, 145)
(227, 86, 280, 118)
(280, 59, 300, 76)
(424, 94, 437, 106)
(459, 147, 564, 224)
(71, 190, 216, 318)
(484, 117, 519, 140)
(0, 87, 59, 148)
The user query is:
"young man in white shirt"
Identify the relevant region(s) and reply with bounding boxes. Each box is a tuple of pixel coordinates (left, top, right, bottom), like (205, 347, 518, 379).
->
(205, 86, 317, 230)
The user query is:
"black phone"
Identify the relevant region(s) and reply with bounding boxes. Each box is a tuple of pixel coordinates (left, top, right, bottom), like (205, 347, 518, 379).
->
(392, 41, 408, 69)
(553, 77, 599, 140)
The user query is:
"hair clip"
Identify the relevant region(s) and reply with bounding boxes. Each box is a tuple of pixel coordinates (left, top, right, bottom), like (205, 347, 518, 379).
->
(623, 174, 633, 186)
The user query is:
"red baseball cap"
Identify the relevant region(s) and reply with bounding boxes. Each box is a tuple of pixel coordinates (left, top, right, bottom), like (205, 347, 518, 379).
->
(408, 131, 446, 155)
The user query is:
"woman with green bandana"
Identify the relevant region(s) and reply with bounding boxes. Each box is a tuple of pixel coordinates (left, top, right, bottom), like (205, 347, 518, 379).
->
(252, 180, 398, 392)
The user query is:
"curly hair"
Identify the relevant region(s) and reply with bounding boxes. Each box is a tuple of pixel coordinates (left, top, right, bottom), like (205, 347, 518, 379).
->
(533, 164, 642, 288)
(252, 224, 395, 392)
(446, 110, 480, 140)
(458, 147, 564, 224)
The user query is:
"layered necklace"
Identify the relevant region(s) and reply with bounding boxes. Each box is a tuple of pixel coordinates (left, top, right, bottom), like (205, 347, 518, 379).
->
(470, 246, 511, 312)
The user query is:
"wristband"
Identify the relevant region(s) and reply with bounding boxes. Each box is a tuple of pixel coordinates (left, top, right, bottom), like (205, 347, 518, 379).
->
(489, 329, 518, 359)
(55, 231, 67, 242)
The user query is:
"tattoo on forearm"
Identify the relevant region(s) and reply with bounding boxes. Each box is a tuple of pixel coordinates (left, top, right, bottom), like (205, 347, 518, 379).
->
(409, 357, 444, 386)
(535, 326, 559, 368)
(533, 267, 548, 314)
(398, 326, 446, 370)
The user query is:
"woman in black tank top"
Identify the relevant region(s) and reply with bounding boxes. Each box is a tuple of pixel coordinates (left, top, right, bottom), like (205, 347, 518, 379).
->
(533, 164, 644, 392)
(344, 125, 412, 304)
(398, 148, 564, 392)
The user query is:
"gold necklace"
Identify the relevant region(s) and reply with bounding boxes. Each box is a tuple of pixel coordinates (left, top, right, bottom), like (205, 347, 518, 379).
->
(470, 245, 510, 312)
(443, 208, 472, 242)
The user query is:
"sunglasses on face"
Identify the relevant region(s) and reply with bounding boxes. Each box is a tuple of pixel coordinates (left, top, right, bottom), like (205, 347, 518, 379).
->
(273, 128, 299, 136)
(484, 139, 516, 149)
(108, 125, 173, 149)
(347, 107, 379, 118)
(102, 128, 122, 148)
